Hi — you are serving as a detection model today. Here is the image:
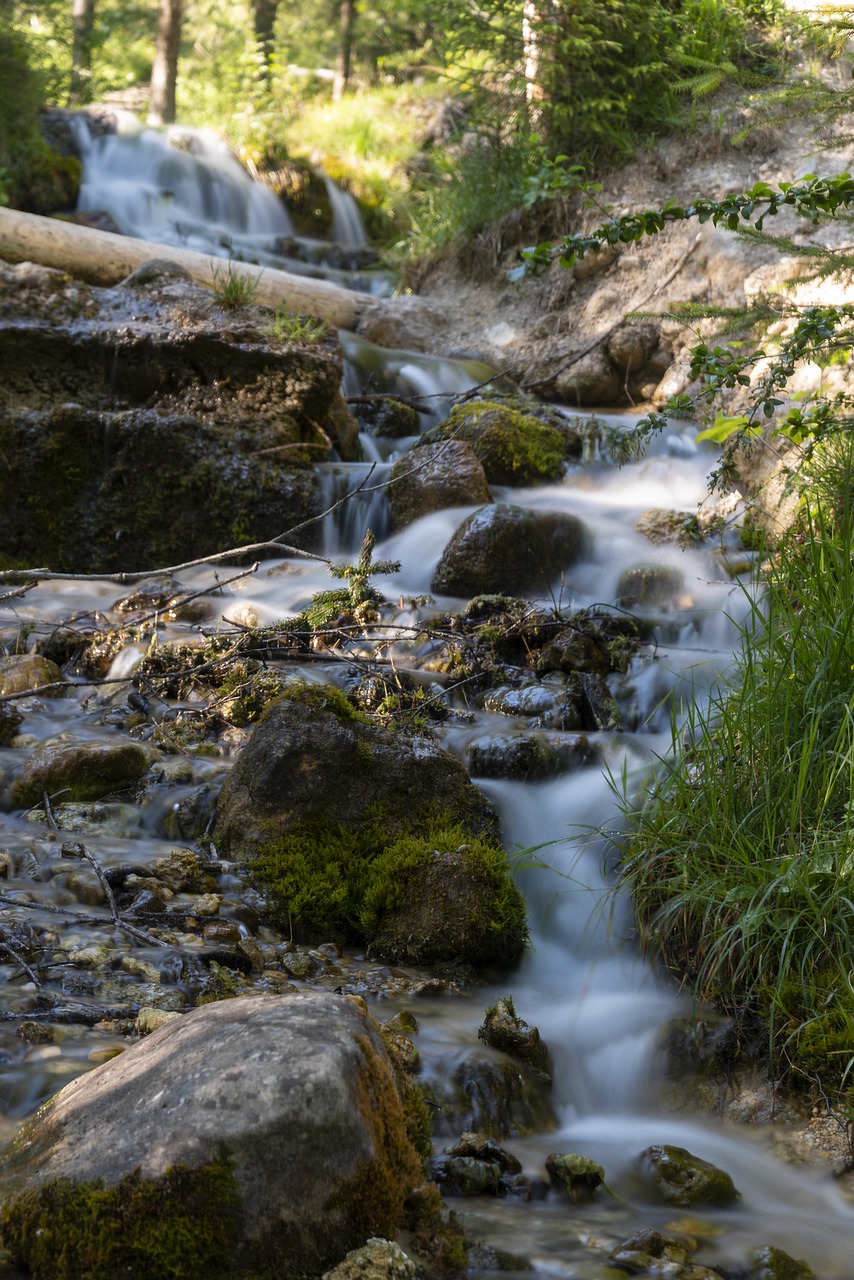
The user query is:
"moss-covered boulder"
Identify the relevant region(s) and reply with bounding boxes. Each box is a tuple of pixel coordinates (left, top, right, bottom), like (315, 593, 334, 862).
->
(212, 684, 525, 966)
(432, 505, 586, 598)
(638, 1144, 739, 1208)
(0, 993, 424, 1280)
(389, 440, 491, 530)
(11, 739, 161, 808)
(426, 401, 569, 487)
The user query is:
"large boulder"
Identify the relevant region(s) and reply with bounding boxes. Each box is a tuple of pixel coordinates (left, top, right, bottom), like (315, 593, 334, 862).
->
(0, 263, 355, 571)
(212, 685, 525, 966)
(431, 505, 586, 598)
(389, 440, 491, 530)
(0, 993, 424, 1280)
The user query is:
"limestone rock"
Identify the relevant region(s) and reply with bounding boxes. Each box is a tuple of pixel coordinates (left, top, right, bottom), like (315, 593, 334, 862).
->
(431, 505, 586, 598)
(467, 733, 562, 781)
(323, 1239, 417, 1280)
(638, 1144, 739, 1207)
(389, 440, 490, 530)
(435, 1053, 557, 1140)
(545, 1153, 605, 1203)
(213, 688, 497, 860)
(212, 686, 524, 966)
(0, 992, 423, 1279)
(551, 348, 622, 407)
(478, 996, 553, 1082)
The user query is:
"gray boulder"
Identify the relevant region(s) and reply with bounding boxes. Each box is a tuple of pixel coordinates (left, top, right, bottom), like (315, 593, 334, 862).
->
(0, 992, 424, 1279)
(432, 505, 585, 598)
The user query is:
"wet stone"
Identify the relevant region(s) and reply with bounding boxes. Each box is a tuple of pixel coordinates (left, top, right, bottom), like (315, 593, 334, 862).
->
(545, 1152, 605, 1203)
(638, 1144, 739, 1207)
(478, 997, 553, 1082)
(431, 1154, 502, 1196)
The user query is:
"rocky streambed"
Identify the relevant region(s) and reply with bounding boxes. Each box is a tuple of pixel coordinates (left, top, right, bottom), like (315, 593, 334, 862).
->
(0, 251, 850, 1279)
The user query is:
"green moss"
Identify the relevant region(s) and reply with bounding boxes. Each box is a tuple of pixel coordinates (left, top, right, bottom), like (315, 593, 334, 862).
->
(326, 1033, 424, 1247)
(251, 814, 383, 942)
(216, 664, 290, 727)
(427, 401, 568, 486)
(249, 811, 524, 964)
(361, 823, 525, 941)
(0, 1156, 242, 1280)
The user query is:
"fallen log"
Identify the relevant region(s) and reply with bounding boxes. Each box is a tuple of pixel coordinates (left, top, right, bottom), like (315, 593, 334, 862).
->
(0, 205, 375, 328)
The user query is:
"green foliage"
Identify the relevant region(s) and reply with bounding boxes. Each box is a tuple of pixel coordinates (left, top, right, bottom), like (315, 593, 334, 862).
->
(266, 308, 330, 345)
(0, 24, 79, 211)
(616, 447, 854, 1088)
(298, 529, 401, 630)
(0, 1157, 242, 1280)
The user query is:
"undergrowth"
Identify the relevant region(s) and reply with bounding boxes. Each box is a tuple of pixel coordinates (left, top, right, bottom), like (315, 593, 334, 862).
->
(616, 435, 854, 1094)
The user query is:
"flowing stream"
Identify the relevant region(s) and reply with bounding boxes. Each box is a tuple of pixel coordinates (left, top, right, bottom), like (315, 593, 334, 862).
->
(4, 117, 854, 1276)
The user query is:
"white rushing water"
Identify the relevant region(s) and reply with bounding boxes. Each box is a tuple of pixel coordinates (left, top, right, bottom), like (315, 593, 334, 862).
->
(10, 120, 854, 1275)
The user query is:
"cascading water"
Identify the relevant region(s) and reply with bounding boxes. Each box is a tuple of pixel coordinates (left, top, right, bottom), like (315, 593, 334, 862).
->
(72, 111, 394, 294)
(7, 122, 854, 1277)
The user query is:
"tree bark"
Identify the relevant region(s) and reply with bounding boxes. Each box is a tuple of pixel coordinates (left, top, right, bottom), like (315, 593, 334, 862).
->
(253, 0, 280, 79)
(332, 0, 357, 101)
(70, 0, 96, 105)
(148, 0, 184, 125)
(0, 207, 374, 328)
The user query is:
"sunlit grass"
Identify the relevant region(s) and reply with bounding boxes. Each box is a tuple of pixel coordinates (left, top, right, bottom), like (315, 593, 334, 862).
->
(616, 436, 854, 1095)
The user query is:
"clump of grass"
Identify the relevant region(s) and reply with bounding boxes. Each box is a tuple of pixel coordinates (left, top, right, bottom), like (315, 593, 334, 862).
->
(617, 436, 854, 1091)
(266, 309, 329, 345)
(210, 258, 261, 309)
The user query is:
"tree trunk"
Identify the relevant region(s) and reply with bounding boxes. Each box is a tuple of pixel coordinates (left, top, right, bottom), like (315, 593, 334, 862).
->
(148, 0, 184, 125)
(69, 0, 96, 105)
(0, 207, 374, 328)
(332, 0, 357, 101)
(253, 0, 279, 79)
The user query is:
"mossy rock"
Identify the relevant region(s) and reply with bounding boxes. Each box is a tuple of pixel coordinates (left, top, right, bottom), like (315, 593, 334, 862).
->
(213, 685, 524, 967)
(364, 833, 527, 967)
(0, 1159, 242, 1280)
(0, 994, 424, 1279)
(434, 1053, 557, 1140)
(638, 1144, 739, 1208)
(425, 401, 568, 487)
(12, 740, 160, 808)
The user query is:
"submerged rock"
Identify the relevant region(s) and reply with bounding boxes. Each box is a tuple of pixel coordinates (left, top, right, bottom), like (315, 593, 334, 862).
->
(0, 992, 424, 1279)
(638, 1144, 739, 1208)
(434, 1052, 557, 1140)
